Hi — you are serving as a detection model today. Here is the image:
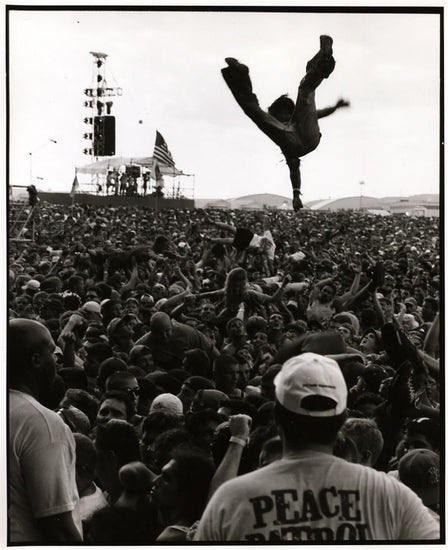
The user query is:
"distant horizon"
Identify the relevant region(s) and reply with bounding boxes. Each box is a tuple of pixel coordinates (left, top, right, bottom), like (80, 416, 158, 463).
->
(12, 187, 439, 204)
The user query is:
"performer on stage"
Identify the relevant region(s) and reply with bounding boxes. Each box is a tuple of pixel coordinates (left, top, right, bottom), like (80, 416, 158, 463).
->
(221, 35, 349, 211)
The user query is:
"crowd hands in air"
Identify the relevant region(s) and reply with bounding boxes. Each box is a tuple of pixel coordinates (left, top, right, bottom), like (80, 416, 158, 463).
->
(8, 202, 440, 542)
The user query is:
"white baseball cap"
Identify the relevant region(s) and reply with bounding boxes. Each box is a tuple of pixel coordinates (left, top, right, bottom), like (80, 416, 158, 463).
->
(82, 301, 102, 314)
(274, 353, 347, 417)
(150, 393, 183, 415)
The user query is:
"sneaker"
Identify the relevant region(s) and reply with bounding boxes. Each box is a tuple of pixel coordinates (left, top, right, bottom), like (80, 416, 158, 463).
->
(319, 35, 333, 57)
(306, 35, 335, 78)
(224, 57, 249, 74)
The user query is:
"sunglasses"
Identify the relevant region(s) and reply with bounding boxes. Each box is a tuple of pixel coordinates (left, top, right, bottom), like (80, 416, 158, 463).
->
(125, 387, 140, 397)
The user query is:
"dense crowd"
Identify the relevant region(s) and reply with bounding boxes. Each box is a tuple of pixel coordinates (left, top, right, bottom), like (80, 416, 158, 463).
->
(8, 202, 440, 542)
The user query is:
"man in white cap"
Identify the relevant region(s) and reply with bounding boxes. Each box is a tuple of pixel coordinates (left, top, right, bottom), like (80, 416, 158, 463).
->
(195, 353, 439, 541)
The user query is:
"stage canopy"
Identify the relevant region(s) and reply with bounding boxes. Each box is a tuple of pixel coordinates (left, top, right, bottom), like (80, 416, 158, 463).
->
(76, 156, 188, 177)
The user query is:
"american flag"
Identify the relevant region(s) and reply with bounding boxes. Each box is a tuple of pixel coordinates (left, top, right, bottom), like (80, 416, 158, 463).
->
(70, 172, 80, 197)
(151, 158, 165, 187)
(153, 131, 175, 167)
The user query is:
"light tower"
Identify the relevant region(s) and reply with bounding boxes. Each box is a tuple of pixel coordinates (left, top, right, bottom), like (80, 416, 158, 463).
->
(82, 52, 122, 162)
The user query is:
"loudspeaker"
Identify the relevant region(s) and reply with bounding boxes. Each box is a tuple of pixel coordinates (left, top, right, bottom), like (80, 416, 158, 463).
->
(93, 116, 115, 156)
(125, 165, 141, 178)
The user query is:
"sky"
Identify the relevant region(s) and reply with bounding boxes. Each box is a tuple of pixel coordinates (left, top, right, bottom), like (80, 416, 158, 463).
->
(8, 5, 442, 202)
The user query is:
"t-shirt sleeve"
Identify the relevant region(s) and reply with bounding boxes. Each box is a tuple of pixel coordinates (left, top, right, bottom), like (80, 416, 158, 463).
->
(395, 483, 440, 540)
(21, 426, 78, 518)
(194, 495, 221, 541)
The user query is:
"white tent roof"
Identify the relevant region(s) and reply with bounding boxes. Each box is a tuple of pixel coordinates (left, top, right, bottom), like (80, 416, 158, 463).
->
(76, 156, 188, 177)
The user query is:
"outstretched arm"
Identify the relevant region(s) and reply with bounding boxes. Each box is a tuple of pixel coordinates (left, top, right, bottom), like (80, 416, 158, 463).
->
(317, 99, 350, 119)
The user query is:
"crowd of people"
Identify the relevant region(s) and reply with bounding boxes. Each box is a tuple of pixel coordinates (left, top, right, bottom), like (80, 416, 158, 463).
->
(8, 201, 441, 542)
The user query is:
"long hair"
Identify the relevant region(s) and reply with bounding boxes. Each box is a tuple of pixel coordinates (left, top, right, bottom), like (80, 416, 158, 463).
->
(224, 267, 248, 312)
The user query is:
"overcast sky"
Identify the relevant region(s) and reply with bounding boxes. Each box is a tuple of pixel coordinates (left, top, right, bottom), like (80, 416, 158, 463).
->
(8, 6, 441, 201)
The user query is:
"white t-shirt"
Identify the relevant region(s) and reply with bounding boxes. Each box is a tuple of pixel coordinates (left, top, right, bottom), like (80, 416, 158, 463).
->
(74, 483, 108, 526)
(9, 390, 80, 543)
(195, 450, 439, 541)
(249, 230, 276, 260)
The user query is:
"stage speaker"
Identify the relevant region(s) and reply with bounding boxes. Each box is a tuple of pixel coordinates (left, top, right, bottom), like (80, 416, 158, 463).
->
(93, 116, 115, 156)
(126, 165, 141, 178)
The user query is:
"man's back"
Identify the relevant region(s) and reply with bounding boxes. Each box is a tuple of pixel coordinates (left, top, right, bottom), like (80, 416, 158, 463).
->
(9, 390, 79, 542)
(195, 450, 439, 541)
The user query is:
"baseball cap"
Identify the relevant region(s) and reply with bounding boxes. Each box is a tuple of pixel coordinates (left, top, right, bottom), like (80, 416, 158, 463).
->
(398, 449, 440, 507)
(150, 393, 183, 415)
(57, 405, 91, 435)
(107, 318, 126, 337)
(22, 279, 40, 292)
(82, 301, 102, 314)
(274, 353, 347, 417)
(190, 389, 229, 412)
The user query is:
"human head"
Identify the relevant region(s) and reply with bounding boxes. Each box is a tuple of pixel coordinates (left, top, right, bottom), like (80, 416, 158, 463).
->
(150, 393, 184, 416)
(56, 404, 91, 435)
(252, 331, 269, 350)
(268, 312, 284, 332)
(224, 267, 248, 309)
(185, 409, 222, 449)
(246, 315, 268, 339)
(140, 411, 184, 466)
(398, 449, 440, 510)
(337, 323, 355, 345)
(339, 417, 384, 467)
(226, 317, 246, 341)
(213, 354, 240, 395)
(128, 345, 153, 372)
(106, 371, 140, 408)
(107, 317, 135, 348)
(200, 301, 216, 324)
(401, 417, 440, 455)
(60, 388, 100, 426)
(352, 392, 384, 418)
(267, 94, 295, 123)
(8, 318, 57, 394)
(319, 283, 337, 304)
(189, 389, 229, 413)
(96, 357, 128, 393)
(421, 297, 438, 323)
(96, 390, 135, 426)
(124, 297, 139, 315)
(149, 312, 173, 343)
(94, 419, 140, 502)
(177, 376, 215, 412)
(359, 329, 382, 354)
(150, 449, 215, 523)
(273, 353, 348, 450)
(258, 436, 282, 468)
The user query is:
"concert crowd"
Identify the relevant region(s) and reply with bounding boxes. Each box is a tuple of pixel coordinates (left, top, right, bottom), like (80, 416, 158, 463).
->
(8, 201, 441, 542)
